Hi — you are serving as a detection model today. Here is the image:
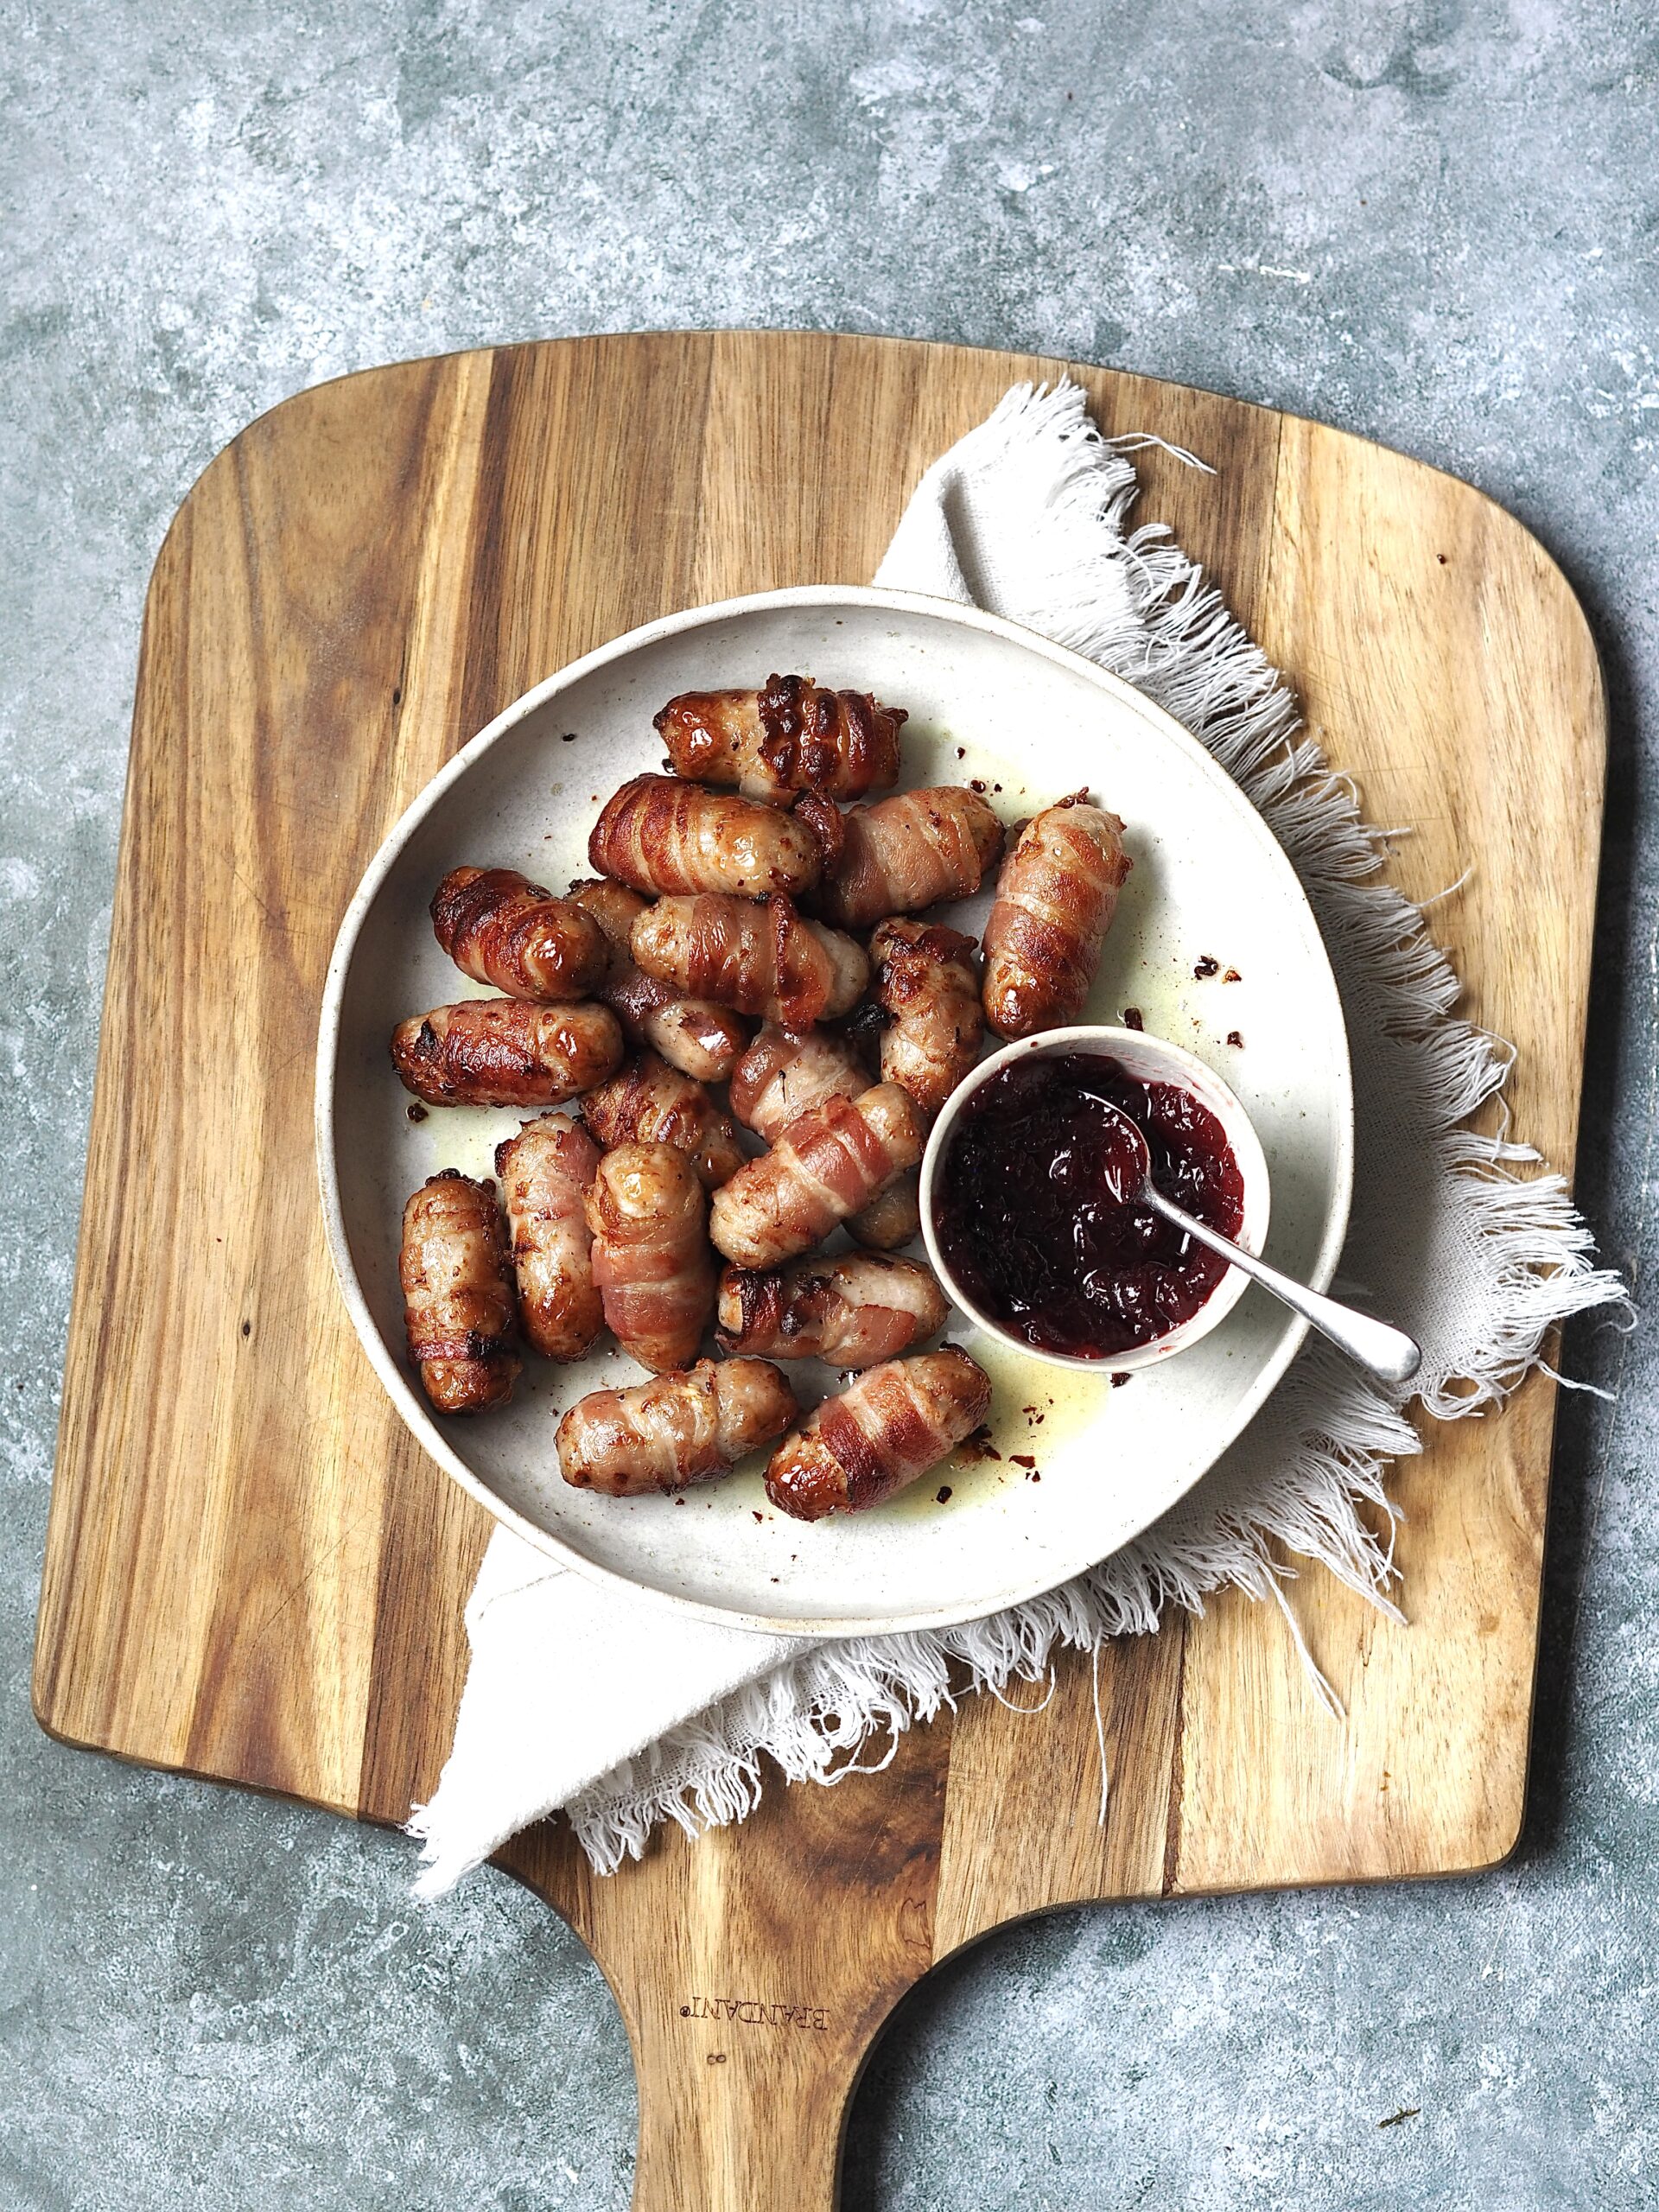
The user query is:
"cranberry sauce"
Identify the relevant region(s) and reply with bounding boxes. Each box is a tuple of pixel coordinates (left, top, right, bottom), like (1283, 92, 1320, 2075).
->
(935, 1051, 1246, 1358)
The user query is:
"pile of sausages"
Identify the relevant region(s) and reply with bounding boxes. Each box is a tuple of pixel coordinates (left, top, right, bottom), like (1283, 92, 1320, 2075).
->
(393, 675, 1130, 1522)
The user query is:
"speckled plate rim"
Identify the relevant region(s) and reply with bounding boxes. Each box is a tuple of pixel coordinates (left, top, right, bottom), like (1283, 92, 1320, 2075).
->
(315, 583, 1354, 1638)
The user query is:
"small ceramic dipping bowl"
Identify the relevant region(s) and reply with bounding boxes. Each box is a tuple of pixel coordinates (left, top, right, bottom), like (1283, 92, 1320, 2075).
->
(919, 1024, 1273, 1375)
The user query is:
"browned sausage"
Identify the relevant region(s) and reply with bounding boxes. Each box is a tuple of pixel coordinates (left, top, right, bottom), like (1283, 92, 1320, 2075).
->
(430, 866, 609, 1001)
(982, 796, 1132, 1038)
(585, 1142, 716, 1372)
(581, 1052, 746, 1188)
(718, 1252, 949, 1370)
(765, 1347, 992, 1519)
(868, 919, 983, 1120)
(846, 1166, 922, 1253)
(494, 1115, 603, 1361)
(556, 1358, 799, 1495)
(655, 675, 905, 803)
(391, 1000, 623, 1108)
(588, 775, 828, 899)
(400, 1171, 522, 1413)
(620, 988, 748, 1086)
(709, 1082, 926, 1269)
(567, 877, 747, 1084)
(728, 1023, 868, 1143)
(631, 893, 868, 1027)
(818, 786, 1004, 930)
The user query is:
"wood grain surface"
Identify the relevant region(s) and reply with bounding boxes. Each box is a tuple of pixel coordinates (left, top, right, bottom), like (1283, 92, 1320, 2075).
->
(34, 332, 1605, 2210)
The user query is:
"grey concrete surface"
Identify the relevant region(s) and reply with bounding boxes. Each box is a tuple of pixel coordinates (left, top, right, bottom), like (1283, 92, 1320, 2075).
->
(3, 2, 1656, 2205)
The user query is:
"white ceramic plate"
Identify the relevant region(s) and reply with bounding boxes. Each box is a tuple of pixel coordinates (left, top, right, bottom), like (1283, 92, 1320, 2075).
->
(317, 586, 1352, 1637)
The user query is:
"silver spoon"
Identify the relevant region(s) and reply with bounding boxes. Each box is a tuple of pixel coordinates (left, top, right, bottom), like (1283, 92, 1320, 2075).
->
(1096, 1103, 1421, 1387)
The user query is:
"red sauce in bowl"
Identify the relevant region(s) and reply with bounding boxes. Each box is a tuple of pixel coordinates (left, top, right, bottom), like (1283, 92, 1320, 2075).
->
(934, 1051, 1246, 1358)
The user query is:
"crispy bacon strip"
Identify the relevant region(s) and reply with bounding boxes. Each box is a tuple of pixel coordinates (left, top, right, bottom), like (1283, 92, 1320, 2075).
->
(400, 1171, 521, 1413)
(582, 1052, 745, 1189)
(631, 893, 868, 1027)
(556, 1357, 798, 1495)
(728, 1023, 868, 1143)
(819, 786, 1004, 931)
(494, 1115, 603, 1362)
(709, 1082, 925, 1269)
(868, 919, 983, 1120)
(982, 796, 1132, 1039)
(588, 774, 827, 899)
(847, 1166, 922, 1252)
(391, 999, 622, 1109)
(585, 1141, 716, 1373)
(567, 877, 747, 1084)
(655, 675, 905, 804)
(718, 1252, 948, 1370)
(765, 1347, 991, 1520)
(429, 866, 610, 1001)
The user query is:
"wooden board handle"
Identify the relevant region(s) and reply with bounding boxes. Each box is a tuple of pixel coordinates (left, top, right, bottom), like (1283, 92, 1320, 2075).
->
(629, 2006, 866, 2211)
(503, 1730, 951, 2212)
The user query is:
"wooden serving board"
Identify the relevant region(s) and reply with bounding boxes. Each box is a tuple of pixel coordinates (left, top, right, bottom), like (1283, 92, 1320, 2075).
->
(35, 333, 1604, 2207)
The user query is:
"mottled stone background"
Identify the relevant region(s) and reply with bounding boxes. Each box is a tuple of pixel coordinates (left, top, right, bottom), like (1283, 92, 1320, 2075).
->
(3, 3, 1656, 2206)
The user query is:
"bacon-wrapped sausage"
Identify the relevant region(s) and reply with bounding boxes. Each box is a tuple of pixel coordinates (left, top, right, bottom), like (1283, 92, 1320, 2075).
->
(585, 1142, 716, 1373)
(765, 1347, 992, 1520)
(631, 893, 868, 1027)
(556, 1358, 798, 1495)
(818, 786, 1004, 931)
(391, 999, 623, 1109)
(728, 1023, 868, 1142)
(494, 1116, 603, 1361)
(849, 1167, 929, 1256)
(730, 1025, 914, 1249)
(655, 675, 905, 804)
(430, 866, 609, 1001)
(868, 919, 983, 1121)
(718, 1252, 948, 1370)
(620, 988, 748, 1085)
(566, 877, 747, 1084)
(709, 1082, 925, 1269)
(581, 1052, 745, 1189)
(400, 1171, 521, 1413)
(847, 1166, 922, 1253)
(982, 796, 1132, 1039)
(588, 775, 828, 899)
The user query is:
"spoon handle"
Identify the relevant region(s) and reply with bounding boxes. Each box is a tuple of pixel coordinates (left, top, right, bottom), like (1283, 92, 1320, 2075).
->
(1147, 1192, 1422, 1388)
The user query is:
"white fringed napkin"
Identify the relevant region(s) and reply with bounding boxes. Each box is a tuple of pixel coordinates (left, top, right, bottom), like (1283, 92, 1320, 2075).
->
(409, 385, 1621, 1895)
